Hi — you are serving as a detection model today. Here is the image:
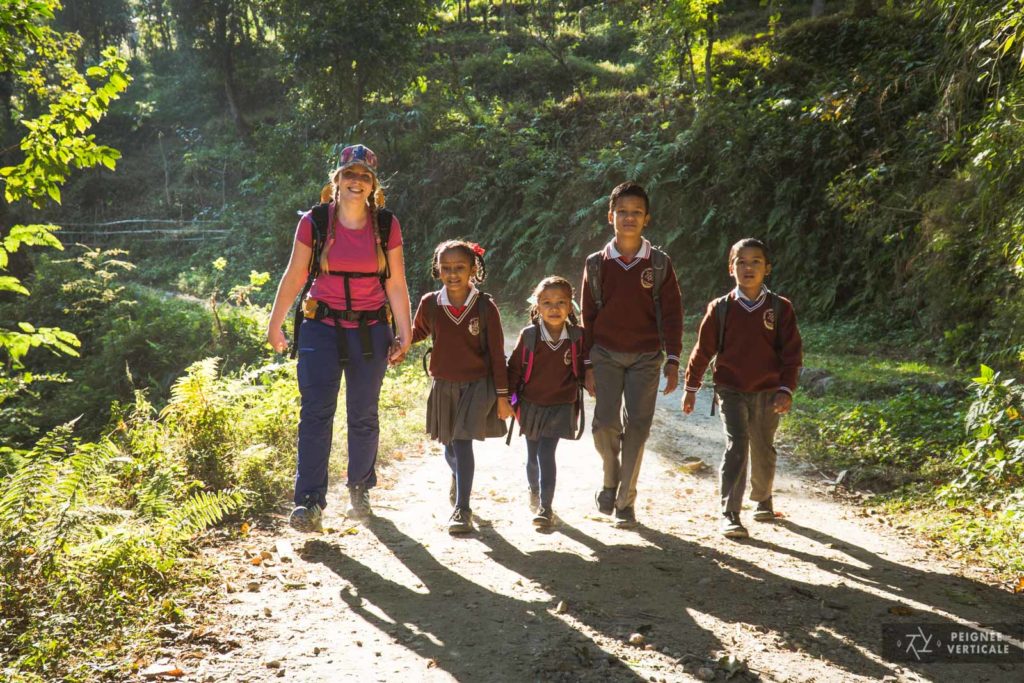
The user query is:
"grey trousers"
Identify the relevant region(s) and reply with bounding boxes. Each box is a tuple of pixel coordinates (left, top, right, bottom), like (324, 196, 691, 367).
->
(717, 388, 780, 513)
(590, 345, 663, 510)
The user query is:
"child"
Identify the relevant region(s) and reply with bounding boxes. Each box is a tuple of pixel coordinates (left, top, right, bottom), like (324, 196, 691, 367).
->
(411, 240, 513, 534)
(581, 181, 684, 528)
(682, 238, 803, 539)
(507, 276, 586, 528)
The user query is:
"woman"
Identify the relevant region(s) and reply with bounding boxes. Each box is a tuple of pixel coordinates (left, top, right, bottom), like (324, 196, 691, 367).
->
(267, 144, 412, 531)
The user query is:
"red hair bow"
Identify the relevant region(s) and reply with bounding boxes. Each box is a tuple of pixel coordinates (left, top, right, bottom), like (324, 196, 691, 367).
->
(470, 243, 485, 256)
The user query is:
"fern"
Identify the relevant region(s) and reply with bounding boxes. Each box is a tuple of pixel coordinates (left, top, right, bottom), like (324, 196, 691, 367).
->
(160, 489, 244, 544)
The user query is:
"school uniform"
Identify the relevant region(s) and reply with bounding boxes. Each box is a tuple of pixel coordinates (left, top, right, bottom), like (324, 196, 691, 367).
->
(508, 323, 586, 510)
(684, 285, 803, 513)
(581, 238, 684, 511)
(412, 286, 508, 510)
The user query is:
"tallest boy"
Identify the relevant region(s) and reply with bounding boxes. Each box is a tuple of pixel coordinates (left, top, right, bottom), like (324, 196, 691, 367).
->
(581, 181, 683, 527)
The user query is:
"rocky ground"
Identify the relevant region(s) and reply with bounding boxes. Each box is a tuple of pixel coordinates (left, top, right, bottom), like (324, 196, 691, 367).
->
(137, 389, 1024, 682)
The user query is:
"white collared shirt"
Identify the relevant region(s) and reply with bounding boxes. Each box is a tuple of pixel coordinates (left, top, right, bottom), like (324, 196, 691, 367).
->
(438, 285, 478, 309)
(604, 237, 652, 265)
(539, 322, 569, 349)
(732, 284, 768, 312)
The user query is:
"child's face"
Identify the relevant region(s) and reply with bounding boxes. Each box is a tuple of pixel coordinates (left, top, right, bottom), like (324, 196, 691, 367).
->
(536, 285, 572, 330)
(437, 249, 475, 294)
(608, 195, 650, 239)
(729, 246, 771, 293)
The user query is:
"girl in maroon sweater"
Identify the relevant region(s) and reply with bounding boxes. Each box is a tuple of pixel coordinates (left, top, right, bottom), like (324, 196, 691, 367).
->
(411, 240, 513, 534)
(507, 277, 586, 527)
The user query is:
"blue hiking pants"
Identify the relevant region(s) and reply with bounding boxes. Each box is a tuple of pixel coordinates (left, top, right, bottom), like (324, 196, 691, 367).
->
(294, 319, 392, 509)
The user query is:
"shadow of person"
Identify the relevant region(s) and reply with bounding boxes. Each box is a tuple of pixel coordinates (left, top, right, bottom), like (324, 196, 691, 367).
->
(630, 522, 1023, 681)
(302, 515, 649, 682)
(476, 519, 728, 666)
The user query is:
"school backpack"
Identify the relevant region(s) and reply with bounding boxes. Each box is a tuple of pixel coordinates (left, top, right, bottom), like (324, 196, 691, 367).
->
(419, 290, 492, 376)
(707, 289, 783, 415)
(289, 202, 394, 358)
(585, 247, 670, 351)
(506, 322, 586, 443)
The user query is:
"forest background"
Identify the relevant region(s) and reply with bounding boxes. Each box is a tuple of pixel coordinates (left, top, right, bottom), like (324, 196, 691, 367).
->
(1, 0, 1023, 680)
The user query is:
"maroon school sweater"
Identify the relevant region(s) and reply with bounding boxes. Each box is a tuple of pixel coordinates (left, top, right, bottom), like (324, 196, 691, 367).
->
(412, 290, 509, 394)
(580, 241, 684, 365)
(507, 326, 582, 406)
(684, 289, 803, 394)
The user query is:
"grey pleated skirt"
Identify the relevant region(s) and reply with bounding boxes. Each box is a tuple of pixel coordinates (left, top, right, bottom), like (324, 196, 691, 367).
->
(426, 375, 507, 444)
(515, 400, 578, 440)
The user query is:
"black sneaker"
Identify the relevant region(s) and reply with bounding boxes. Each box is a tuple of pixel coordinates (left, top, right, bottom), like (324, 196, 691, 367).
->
(447, 506, 474, 535)
(288, 503, 322, 533)
(532, 506, 554, 528)
(614, 505, 637, 528)
(753, 497, 775, 522)
(528, 488, 540, 511)
(595, 487, 616, 515)
(721, 511, 748, 539)
(449, 475, 456, 507)
(346, 484, 371, 521)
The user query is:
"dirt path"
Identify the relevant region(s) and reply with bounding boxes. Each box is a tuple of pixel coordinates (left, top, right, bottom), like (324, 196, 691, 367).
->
(153, 389, 1024, 682)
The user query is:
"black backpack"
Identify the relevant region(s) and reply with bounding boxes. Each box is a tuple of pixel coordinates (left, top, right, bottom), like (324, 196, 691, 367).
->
(289, 203, 394, 358)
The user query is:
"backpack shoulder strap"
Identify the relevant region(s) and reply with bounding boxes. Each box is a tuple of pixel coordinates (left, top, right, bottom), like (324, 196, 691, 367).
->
(769, 291, 783, 352)
(714, 294, 731, 355)
(521, 323, 539, 386)
(375, 208, 394, 281)
(650, 247, 669, 351)
(477, 292, 491, 357)
(585, 251, 604, 311)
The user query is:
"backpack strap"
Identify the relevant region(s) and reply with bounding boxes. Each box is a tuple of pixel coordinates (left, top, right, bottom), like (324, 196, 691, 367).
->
(770, 291, 782, 352)
(289, 203, 331, 358)
(650, 248, 669, 352)
(477, 292, 491, 362)
(422, 292, 438, 376)
(709, 293, 731, 416)
(585, 252, 604, 311)
(521, 323, 540, 386)
(376, 208, 394, 281)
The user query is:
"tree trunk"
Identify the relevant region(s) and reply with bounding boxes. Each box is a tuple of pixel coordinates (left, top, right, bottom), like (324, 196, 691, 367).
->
(704, 23, 715, 95)
(811, 0, 826, 18)
(215, 1, 251, 140)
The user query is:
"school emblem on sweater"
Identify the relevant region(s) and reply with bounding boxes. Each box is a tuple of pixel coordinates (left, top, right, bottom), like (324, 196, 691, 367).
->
(640, 267, 655, 289)
(763, 308, 776, 331)
(468, 317, 480, 336)
(563, 349, 572, 366)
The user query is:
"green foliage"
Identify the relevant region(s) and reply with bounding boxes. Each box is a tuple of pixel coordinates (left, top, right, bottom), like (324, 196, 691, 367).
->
(944, 365, 1024, 494)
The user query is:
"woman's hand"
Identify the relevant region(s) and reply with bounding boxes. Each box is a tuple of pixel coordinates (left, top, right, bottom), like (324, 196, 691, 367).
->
(268, 325, 289, 354)
(388, 336, 411, 366)
(496, 396, 513, 420)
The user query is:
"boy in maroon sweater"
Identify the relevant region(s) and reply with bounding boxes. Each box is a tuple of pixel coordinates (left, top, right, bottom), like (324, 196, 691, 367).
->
(682, 238, 802, 539)
(581, 182, 684, 527)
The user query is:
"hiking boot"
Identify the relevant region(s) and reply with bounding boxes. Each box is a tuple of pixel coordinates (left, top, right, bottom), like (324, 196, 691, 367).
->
(447, 506, 474, 535)
(528, 488, 540, 512)
(346, 484, 372, 521)
(288, 503, 322, 533)
(449, 475, 456, 507)
(532, 506, 554, 528)
(595, 487, 616, 515)
(753, 497, 775, 522)
(721, 511, 748, 539)
(614, 505, 637, 528)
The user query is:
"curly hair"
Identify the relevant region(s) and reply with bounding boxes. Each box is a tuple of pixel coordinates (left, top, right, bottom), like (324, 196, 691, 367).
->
(430, 239, 486, 284)
(528, 275, 579, 326)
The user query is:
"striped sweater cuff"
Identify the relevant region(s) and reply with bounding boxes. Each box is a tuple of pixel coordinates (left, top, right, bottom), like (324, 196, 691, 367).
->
(685, 385, 702, 393)
(778, 386, 793, 395)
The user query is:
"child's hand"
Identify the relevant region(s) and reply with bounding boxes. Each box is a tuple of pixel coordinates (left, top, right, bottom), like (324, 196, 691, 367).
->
(497, 396, 513, 420)
(662, 364, 679, 395)
(772, 391, 793, 414)
(681, 390, 696, 415)
(584, 368, 596, 397)
(387, 337, 410, 366)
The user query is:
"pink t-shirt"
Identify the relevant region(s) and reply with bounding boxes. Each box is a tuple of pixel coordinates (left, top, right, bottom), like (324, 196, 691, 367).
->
(295, 205, 403, 328)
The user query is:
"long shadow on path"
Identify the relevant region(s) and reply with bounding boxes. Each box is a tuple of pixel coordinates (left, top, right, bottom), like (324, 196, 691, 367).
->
(305, 515, 650, 682)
